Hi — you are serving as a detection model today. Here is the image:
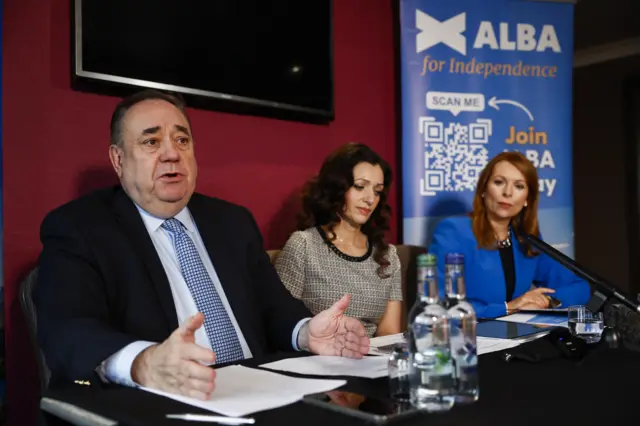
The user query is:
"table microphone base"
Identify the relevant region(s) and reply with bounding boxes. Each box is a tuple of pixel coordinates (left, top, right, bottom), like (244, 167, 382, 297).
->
(604, 302, 640, 349)
(601, 327, 621, 349)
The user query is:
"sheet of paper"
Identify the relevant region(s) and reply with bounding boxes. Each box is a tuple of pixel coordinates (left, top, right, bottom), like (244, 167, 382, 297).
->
(368, 332, 406, 356)
(496, 313, 568, 327)
(369, 332, 405, 347)
(141, 365, 345, 417)
(260, 355, 389, 379)
(477, 336, 522, 354)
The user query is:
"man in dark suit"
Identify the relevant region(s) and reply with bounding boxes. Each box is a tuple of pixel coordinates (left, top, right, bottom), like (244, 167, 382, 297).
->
(34, 89, 370, 400)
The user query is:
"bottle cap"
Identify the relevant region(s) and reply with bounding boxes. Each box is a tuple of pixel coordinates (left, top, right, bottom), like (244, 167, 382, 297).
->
(417, 253, 437, 267)
(445, 253, 464, 265)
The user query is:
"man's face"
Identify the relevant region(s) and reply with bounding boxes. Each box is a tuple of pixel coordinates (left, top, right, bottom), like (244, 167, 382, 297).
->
(109, 99, 198, 218)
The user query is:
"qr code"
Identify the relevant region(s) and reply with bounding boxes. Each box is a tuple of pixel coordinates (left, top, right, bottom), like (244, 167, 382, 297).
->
(418, 117, 491, 196)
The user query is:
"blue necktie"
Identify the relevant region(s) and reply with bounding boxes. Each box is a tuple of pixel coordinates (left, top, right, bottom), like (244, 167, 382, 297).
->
(162, 218, 244, 364)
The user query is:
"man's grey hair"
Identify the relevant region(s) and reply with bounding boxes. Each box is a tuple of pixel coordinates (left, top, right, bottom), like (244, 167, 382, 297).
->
(109, 89, 192, 148)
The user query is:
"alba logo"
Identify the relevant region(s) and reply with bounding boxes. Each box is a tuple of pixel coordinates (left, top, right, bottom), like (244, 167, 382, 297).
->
(415, 10, 562, 55)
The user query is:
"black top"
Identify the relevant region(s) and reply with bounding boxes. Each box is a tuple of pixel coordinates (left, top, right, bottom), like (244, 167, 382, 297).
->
(498, 244, 516, 301)
(316, 226, 373, 262)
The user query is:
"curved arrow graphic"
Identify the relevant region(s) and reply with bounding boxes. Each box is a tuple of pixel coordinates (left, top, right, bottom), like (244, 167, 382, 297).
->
(488, 96, 534, 121)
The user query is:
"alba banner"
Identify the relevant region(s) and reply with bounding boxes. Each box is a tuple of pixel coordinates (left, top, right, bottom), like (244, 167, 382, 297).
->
(400, 0, 576, 257)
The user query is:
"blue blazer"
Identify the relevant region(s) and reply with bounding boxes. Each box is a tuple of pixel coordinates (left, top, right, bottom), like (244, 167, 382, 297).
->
(428, 216, 591, 318)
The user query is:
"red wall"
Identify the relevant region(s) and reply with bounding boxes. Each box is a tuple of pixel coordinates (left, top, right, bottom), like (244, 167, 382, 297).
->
(2, 1, 397, 424)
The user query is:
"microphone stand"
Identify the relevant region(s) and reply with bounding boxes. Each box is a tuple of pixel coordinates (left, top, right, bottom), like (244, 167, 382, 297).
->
(525, 234, 640, 315)
(525, 234, 640, 349)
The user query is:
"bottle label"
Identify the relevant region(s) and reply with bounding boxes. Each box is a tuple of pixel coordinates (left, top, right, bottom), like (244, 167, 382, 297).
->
(450, 316, 477, 379)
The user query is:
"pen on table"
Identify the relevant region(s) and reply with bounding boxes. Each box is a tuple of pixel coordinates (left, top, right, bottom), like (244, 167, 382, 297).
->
(166, 414, 256, 424)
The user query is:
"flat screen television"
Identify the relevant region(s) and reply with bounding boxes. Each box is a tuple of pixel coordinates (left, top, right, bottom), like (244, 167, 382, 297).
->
(71, 0, 334, 123)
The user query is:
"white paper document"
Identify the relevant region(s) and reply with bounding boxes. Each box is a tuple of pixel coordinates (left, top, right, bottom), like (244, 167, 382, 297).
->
(369, 332, 405, 348)
(141, 365, 345, 417)
(477, 336, 522, 354)
(368, 332, 406, 356)
(260, 355, 389, 379)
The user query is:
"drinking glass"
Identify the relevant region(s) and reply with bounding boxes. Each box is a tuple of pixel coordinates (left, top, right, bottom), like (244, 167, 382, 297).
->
(568, 305, 604, 343)
(388, 342, 410, 401)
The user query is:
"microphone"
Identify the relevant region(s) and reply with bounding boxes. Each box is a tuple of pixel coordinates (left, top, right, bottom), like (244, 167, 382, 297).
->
(525, 234, 640, 315)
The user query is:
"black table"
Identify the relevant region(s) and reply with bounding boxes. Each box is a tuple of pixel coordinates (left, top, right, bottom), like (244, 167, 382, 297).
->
(40, 336, 640, 426)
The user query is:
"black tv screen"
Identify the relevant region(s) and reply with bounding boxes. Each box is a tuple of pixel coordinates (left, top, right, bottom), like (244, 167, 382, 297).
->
(72, 0, 334, 123)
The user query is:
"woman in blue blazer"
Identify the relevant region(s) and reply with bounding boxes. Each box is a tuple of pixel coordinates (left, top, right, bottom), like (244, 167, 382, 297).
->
(429, 152, 590, 318)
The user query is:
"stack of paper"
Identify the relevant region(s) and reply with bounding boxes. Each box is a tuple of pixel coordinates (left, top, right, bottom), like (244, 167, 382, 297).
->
(256, 340, 521, 382)
(260, 355, 389, 379)
(141, 365, 345, 417)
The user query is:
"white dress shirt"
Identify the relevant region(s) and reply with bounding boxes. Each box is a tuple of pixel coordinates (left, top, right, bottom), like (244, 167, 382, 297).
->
(101, 205, 309, 387)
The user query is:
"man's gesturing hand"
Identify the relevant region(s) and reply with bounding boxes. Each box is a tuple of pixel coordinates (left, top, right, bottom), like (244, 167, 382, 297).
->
(131, 313, 216, 400)
(305, 294, 370, 359)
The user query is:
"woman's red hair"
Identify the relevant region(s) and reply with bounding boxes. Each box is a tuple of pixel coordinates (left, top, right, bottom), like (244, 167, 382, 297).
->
(471, 151, 540, 257)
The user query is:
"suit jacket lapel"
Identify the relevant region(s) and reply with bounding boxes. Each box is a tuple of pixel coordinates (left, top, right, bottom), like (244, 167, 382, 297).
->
(111, 187, 178, 332)
(188, 195, 261, 355)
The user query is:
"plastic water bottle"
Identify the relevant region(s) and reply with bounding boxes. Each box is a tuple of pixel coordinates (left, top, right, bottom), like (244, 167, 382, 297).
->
(444, 253, 465, 307)
(445, 253, 479, 404)
(408, 254, 454, 412)
(407, 253, 439, 332)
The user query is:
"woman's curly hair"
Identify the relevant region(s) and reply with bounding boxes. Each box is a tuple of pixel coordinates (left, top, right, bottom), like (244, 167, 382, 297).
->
(297, 143, 393, 278)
